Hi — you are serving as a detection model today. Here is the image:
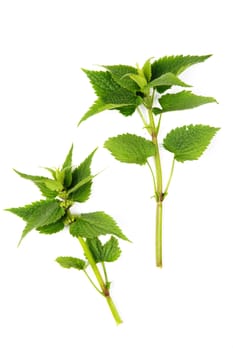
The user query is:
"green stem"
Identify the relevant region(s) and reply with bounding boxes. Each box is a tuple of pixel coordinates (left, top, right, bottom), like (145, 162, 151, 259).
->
(148, 108, 164, 267)
(137, 106, 148, 129)
(78, 237, 122, 325)
(156, 201, 163, 267)
(83, 270, 103, 295)
(101, 262, 108, 284)
(146, 160, 157, 195)
(164, 157, 175, 198)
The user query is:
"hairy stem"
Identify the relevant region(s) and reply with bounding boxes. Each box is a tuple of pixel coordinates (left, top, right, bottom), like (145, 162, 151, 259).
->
(78, 237, 122, 324)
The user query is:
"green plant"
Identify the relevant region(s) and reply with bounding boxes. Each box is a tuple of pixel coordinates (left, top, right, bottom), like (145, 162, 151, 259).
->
(6, 145, 128, 324)
(80, 55, 219, 267)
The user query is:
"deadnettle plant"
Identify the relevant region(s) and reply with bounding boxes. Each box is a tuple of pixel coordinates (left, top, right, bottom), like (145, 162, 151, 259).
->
(80, 55, 219, 267)
(6, 145, 128, 324)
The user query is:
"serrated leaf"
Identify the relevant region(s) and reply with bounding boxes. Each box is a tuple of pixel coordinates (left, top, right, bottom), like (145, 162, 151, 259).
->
(104, 133, 155, 165)
(82, 69, 137, 105)
(68, 149, 96, 202)
(151, 54, 211, 93)
(153, 91, 217, 114)
(163, 124, 220, 162)
(86, 237, 103, 263)
(116, 104, 137, 116)
(151, 54, 211, 78)
(103, 65, 138, 92)
(37, 218, 65, 234)
(101, 236, 121, 262)
(6, 199, 65, 244)
(62, 144, 73, 188)
(70, 212, 128, 241)
(67, 174, 95, 195)
(14, 170, 58, 198)
(78, 99, 127, 125)
(86, 236, 121, 263)
(56, 256, 86, 270)
(147, 72, 191, 89)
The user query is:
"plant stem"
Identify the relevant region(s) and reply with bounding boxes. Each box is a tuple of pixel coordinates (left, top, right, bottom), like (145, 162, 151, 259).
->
(78, 237, 123, 325)
(156, 201, 163, 267)
(164, 157, 175, 197)
(148, 108, 164, 265)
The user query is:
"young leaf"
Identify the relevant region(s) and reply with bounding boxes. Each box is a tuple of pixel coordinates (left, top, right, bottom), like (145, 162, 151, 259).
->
(153, 91, 217, 114)
(101, 236, 121, 262)
(86, 237, 103, 263)
(86, 236, 121, 263)
(68, 149, 96, 202)
(103, 65, 138, 92)
(70, 212, 129, 241)
(104, 133, 155, 165)
(147, 72, 191, 89)
(163, 124, 220, 162)
(56, 256, 86, 270)
(128, 74, 147, 89)
(14, 170, 58, 198)
(62, 144, 73, 188)
(37, 218, 65, 234)
(142, 58, 152, 82)
(151, 54, 211, 79)
(6, 199, 65, 244)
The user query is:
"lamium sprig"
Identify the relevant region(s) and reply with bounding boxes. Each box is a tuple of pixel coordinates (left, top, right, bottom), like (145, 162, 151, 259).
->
(80, 54, 219, 267)
(6, 145, 128, 324)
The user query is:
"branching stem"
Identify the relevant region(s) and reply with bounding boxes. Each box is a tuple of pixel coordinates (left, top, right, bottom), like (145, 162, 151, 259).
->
(78, 237, 122, 324)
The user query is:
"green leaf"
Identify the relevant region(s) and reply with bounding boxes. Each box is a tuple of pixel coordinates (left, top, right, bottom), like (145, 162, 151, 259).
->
(56, 256, 86, 270)
(153, 91, 217, 114)
(128, 74, 147, 89)
(163, 124, 220, 162)
(14, 170, 58, 198)
(62, 144, 73, 188)
(43, 178, 63, 192)
(6, 199, 65, 245)
(147, 72, 191, 89)
(116, 104, 137, 116)
(151, 54, 212, 79)
(86, 236, 121, 263)
(68, 149, 96, 202)
(104, 133, 155, 165)
(86, 237, 103, 263)
(37, 218, 65, 234)
(70, 212, 128, 241)
(78, 99, 128, 125)
(151, 54, 211, 93)
(103, 65, 138, 92)
(142, 58, 152, 82)
(101, 236, 121, 262)
(67, 174, 95, 195)
(82, 69, 137, 105)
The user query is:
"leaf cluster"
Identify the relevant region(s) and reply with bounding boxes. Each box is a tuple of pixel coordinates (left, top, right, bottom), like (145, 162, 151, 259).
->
(81, 55, 219, 165)
(7, 146, 128, 271)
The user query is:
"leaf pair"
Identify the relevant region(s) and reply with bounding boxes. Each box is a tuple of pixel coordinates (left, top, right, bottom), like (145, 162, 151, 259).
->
(104, 124, 220, 165)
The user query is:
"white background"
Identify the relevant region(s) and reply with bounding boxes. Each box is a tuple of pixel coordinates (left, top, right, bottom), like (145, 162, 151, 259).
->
(0, 0, 232, 349)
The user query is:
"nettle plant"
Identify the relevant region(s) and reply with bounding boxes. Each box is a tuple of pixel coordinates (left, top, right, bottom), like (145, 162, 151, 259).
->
(80, 55, 219, 267)
(7, 145, 128, 325)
